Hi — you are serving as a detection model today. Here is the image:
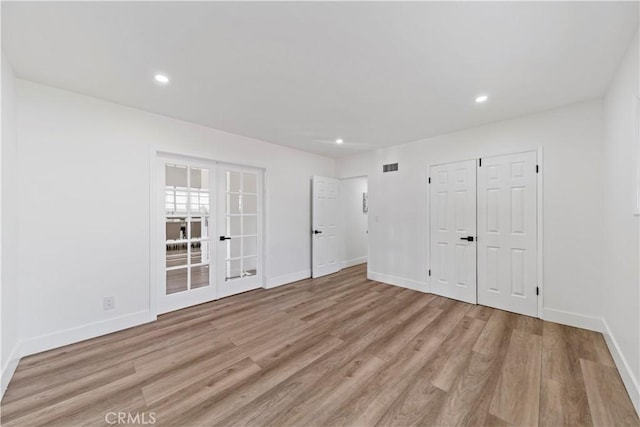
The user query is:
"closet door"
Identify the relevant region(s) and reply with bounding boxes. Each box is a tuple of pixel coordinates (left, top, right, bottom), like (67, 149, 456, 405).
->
(429, 160, 477, 304)
(477, 151, 537, 317)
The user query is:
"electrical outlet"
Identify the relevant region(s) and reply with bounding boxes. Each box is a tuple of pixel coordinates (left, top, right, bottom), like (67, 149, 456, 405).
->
(103, 296, 115, 311)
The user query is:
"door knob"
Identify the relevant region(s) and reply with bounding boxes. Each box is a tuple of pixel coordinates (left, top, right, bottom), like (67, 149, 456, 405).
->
(460, 236, 474, 241)
(219, 236, 231, 241)
(313, 230, 322, 234)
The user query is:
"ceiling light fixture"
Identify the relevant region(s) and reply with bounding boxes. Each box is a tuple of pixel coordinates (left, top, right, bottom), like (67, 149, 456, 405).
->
(154, 74, 170, 85)
(336, 138, 344, 144)
(475, 94, 489, 103)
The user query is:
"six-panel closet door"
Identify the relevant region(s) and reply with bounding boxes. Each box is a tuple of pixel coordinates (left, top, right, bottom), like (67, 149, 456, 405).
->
(429, 159, 478, 304)
(477, 152, 538, 317)
(429, 151, 539, 317)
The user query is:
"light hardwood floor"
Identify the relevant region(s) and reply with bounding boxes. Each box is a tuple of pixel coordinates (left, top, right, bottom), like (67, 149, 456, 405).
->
(2, 264, 638, 426)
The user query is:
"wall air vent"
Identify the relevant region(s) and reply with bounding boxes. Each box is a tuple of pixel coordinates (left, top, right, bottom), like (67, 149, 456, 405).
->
(383, 163, 399, 173)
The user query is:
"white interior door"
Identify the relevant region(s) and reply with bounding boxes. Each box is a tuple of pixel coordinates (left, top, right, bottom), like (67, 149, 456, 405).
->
(217, 164, 263, 298)
(158, 158, 216, 314)
(312, 176, 341, 278)
(429, 160, 477, 304)
(477, 151, 538, 317)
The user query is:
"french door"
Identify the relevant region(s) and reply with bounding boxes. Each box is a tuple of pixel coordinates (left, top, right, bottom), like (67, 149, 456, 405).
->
(429, 151, 539, 317)
(216, 165, 263, 298)
(157, 156, 263, 314)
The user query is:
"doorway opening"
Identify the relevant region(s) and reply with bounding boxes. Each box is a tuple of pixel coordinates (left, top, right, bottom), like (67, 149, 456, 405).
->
(340, 176, 368, 269)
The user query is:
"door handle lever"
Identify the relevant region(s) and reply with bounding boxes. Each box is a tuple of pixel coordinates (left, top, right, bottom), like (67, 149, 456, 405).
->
(313, 230, 322, 234)
(460, 236, 474, 241)
(219, 236, 231, 241)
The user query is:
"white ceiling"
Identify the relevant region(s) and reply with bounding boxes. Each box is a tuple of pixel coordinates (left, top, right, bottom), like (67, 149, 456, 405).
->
(3, 2, 638, 158)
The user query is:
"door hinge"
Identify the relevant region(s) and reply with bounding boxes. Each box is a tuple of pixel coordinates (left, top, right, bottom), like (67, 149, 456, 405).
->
(536, 165, 539, 173)
(536, 286, 539, 296)
(428, 269, 431, 277)
(428, 177, 431, 184)
(479, 158, 482, 167)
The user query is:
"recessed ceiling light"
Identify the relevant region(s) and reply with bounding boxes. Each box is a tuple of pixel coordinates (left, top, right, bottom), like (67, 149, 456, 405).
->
(475, 95, 489, 103)
(154, 74, 170, 85)
(336, 138, 344, 145)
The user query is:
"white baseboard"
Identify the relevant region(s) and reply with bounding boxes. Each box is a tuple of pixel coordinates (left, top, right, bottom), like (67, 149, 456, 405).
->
(19, 310, 156, 359)
(341, 256, 367, 269)
(265, 269, 311, 289)
(2, 309, 155, 401)
(602, 318, 640, 416)
(541, 307, 604, 332)
(368, 271, 428, 293)
(1, 343, 21, 399)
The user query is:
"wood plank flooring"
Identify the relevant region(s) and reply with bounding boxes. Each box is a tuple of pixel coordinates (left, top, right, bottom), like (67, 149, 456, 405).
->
(2, 264, 638, 426)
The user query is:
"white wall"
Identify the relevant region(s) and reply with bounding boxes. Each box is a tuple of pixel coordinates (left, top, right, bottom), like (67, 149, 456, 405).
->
(14, 79, 334, 355)
(1, 54, 20, 397)
(337, 100, 605, 325)
(339, 176, 368, 268)
(602, 31, 639, 413)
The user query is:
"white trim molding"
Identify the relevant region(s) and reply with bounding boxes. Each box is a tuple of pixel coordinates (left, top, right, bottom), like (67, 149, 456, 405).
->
(541, 307, 604, 333)
(1, 343, 21, 399)
(19, 310, 155, 359)
(341, 256, 367, 269)
(368, 271, 428, 293)
(265, 270, 311, 289)
(1, 310, 155, 400)
(602, 318, 640, 415)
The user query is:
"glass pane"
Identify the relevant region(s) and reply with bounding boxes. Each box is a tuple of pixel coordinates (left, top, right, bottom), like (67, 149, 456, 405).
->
(243, 257, 257, 277)
(228, 194, 241, 214)
(228, 216, 241, 236)
(226, 171, 241, 193)
(191, 240, 209, 264)
(229, 237, 241, 259)
(166, 189, 188, 214)
(243, 173, 257, 194)
(166, 164, 187, 188)
(166, 242, 188, 268)
(191, 265, 209, 289)
(243, 215, 257, 235)
(226, 259, 241, 281)
(166, 268, 187, 294)
(190, 167, 209, 190)
(165, 218, 187, 241)
(243, 195, 257, 214)
(190, 190, 209, 214)
(243, 236, 257, 257)
(189, 217, 205, 240)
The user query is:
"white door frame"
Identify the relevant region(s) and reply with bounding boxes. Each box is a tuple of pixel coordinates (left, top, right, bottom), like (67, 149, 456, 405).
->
(149, 147, 267, 316)
(426, 147, 544, 318)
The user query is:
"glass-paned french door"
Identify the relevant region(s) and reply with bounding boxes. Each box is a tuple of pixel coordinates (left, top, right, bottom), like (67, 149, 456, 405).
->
(216, 165, 263, 299)
(165, 163, 211, 294)
(157, 155, 263, 314)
